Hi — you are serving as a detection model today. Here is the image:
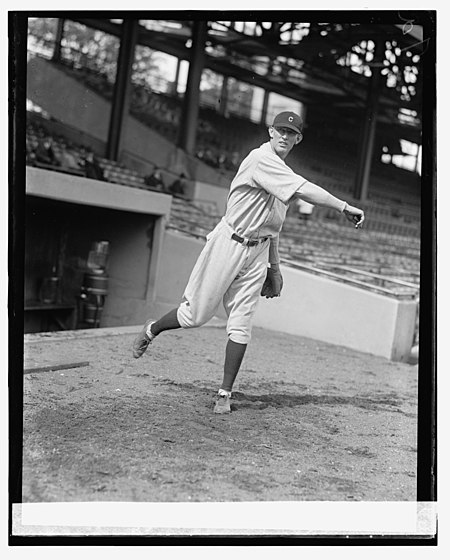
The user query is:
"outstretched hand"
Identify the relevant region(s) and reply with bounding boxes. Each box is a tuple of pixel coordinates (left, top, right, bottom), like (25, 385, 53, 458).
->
(261, 265, 283, 298)
(343, 203, 365, 228)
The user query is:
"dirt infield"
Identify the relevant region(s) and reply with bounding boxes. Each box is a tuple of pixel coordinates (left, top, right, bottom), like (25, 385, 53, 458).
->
(22, 322, 418, 504)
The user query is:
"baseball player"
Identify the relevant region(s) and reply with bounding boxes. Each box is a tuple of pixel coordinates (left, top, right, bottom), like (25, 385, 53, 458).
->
(133, 111, 365, 414)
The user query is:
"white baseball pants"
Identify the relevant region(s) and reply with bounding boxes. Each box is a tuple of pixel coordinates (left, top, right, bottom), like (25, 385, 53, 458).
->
(177, 219, 270, 344)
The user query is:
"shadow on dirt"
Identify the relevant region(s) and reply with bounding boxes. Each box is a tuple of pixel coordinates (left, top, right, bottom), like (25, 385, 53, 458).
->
(153, 378, 410, 414)
(230, 391, 406, 413)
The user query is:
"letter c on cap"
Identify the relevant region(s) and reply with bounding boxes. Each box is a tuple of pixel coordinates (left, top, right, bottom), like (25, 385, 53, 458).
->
(288, 116, 293, 122)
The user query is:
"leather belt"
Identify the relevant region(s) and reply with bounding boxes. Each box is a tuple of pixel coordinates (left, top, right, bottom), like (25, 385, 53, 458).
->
(231, 233, 269, 247)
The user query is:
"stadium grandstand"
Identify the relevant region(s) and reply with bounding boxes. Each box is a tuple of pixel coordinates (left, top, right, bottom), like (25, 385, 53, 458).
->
(10, 14, 439, 529)
(16, 15, 433, 362)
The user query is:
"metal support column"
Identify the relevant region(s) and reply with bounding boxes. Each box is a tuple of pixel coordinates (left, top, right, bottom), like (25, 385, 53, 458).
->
(52, 18, 65, 63)
(219, 75, 229, 116)
(261, 89, 270, 126)
(353, 40, 384, 201)
(177, 20, 208, 155)
(171, 57, 181, 96)
(106, 19, 138, 161)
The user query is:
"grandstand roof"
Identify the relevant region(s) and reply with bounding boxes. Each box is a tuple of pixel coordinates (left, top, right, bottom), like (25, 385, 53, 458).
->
(73, 15, 432, 145)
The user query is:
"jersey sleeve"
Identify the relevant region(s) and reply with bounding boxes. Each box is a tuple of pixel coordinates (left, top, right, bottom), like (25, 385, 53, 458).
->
(253, 151, 308, 204)
(296, 181, 347, 212)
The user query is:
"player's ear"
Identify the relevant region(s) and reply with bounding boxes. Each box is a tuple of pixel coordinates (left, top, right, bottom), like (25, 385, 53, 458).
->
(268, 126, 274, 138)
(295, 134, 302, 144)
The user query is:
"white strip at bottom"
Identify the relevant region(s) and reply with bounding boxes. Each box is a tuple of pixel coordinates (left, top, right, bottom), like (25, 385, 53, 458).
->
(12, 501, 437, 537)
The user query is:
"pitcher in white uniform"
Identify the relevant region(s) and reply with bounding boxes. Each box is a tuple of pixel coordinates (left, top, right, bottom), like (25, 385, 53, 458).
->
(133, 111, 365, 414)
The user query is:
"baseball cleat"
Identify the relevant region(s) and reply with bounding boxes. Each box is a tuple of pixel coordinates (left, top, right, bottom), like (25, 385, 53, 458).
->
(132, 320, 156, 358)
(214, 391, 231, 414)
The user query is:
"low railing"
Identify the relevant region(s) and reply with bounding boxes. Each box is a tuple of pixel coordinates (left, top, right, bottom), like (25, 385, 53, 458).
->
(165, 223, 419, 298)
(281, 258, 419, 300)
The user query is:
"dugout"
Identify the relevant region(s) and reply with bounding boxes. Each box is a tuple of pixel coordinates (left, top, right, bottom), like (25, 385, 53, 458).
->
(24, 166, 171, 332)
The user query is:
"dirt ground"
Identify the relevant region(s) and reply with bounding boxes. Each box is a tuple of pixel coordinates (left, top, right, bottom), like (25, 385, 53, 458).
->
(21, 321, 418, 506)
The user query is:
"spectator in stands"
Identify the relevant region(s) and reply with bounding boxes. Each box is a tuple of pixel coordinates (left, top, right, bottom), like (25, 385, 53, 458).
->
(83, 150, 104, 181)
(144, 166, 165, 191)
(166, 108, 177, 124)
(26, 137, 37, 165)
(34, 136, 59, 166)
(132, 111, 365, 415)
(296, 198, 315, 225)
(229, 151, 241, 170)
(217, 152, 229, 170)
(196, 147, 218, 168)
(168, 173, 188, 197)
(203, 148, 218, 167)
(58, 144, 82, 171)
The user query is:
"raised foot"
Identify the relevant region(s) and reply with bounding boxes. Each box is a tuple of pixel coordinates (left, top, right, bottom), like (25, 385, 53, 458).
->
(132, 320, 155, 358)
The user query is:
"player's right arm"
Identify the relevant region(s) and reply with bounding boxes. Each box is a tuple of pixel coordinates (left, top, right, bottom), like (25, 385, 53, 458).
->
(294, 181, 346, 212)
(253, 149, 364, 228)
(295, 182, 365, 228)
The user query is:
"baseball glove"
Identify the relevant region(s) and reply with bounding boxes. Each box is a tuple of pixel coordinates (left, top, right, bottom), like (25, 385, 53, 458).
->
(261, 266, 283, 298)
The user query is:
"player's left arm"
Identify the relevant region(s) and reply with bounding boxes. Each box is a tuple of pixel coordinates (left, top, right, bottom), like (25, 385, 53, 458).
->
(295, 182, 365, 228)
(268, 235, 280, 266)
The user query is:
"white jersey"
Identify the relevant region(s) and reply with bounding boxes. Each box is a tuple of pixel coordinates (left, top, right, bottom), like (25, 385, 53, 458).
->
(224, 142, 308, 239)
(177, 141, 347, 344)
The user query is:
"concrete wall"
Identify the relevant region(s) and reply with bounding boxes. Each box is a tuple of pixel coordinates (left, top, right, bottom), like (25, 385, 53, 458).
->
(189, 181, 229, 215)
(27, 57, 111, 141)
(26, 56, 230, 187)
(26, 166, 171, 216)
(253, 266, 417, 362)
(152, 230, 228, 320)
(155, 232, 417, 362)
(153, 230, 203, 316)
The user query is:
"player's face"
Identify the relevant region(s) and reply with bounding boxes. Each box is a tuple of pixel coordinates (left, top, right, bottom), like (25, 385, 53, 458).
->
(269, 126, 303, 159)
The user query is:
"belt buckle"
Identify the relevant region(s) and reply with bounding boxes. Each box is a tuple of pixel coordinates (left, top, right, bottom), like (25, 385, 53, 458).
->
(231, 232, 265, 247)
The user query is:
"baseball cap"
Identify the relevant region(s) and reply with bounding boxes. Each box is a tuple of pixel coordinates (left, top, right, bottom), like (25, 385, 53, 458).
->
(272, 111, 303, 134)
